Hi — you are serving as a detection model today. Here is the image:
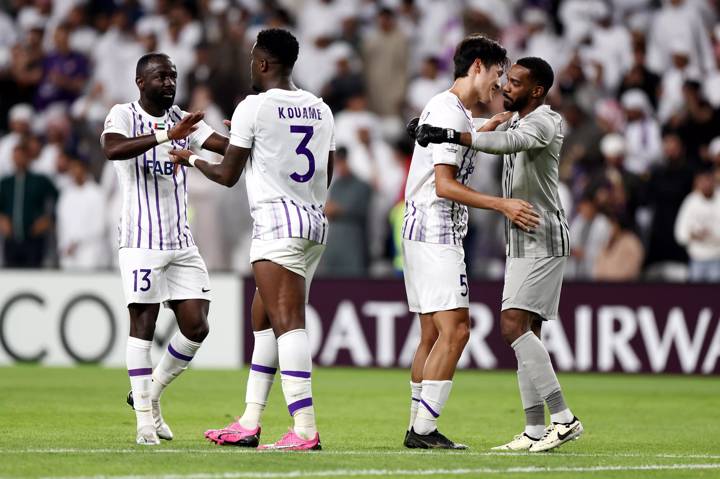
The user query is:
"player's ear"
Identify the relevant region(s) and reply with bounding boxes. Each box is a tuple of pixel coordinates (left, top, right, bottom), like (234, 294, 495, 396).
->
(135, 76, 143, 90)
(532, 85, 545, 99)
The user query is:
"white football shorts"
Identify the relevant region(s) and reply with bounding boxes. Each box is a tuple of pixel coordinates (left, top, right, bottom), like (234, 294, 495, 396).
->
(402, 239, 470, 314)
(249, 237, 325, 302)
(502, 256, 566, 321)
(118, 246, 211, 306)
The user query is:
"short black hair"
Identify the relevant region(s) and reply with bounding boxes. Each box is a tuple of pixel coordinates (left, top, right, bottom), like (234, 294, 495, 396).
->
(136, 52, 171, 78)
(516, 57, 554, 97)
(453, 34, 508, 80)
(256, 28, 299, 71)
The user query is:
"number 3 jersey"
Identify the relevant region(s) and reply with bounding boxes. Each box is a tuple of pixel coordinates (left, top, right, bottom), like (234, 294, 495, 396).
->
(230, 88, 335, 244)
(102, 102, 214, 250)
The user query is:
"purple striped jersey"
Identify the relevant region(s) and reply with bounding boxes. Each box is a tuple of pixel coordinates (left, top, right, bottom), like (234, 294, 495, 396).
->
(403, 91, 477, 246)
(102, 102, 214, 250)
(229, 89, 335, 244)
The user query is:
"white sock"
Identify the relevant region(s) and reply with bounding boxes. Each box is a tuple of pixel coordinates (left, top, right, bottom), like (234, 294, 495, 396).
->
(413, 380, 452, 435)
(525, 424, 546, 439)
(150, 331, 202, 401)
(127, 336, 153, 429)
(278, 329, 316, 440)
(239, 328, 278, 430)
(550, 408, 574, 424)
(408, 381, 422, 431)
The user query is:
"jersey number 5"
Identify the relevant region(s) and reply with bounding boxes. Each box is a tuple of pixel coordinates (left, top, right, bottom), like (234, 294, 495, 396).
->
(289, 125, 315, 183)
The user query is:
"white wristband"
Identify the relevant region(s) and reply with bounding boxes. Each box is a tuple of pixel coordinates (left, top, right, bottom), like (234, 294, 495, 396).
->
(155, 130, 169, 144)
(188, 154, 200, 167)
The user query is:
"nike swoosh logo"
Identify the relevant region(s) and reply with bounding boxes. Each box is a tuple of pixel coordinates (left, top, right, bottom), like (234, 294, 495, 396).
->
(557, 424, 578, 441)
(202, 288, 211, 293)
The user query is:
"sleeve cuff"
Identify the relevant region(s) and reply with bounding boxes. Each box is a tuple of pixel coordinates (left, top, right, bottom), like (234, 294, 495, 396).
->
(101, 128, 129, 138)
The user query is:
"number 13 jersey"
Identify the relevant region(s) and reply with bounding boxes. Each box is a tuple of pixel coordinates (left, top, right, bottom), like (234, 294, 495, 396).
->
(230, 88, 335, 244)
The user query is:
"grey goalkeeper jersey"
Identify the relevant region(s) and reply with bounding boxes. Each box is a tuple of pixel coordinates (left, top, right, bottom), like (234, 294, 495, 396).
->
(471, 105, 569, 258)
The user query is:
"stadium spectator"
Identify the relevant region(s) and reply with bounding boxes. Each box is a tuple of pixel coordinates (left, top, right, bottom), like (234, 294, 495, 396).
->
(585, 6, 633, 92)
(406, 56, 450, 117)
(593, 214, 644, 281)
(56, 150, 107, 270)
(646, 0, 716, 77)
(0, 141, 58, 268)
(362, 7, 408, 117)
(657, 43, 699, 125)
(670, 80, 720, 168)
(674, 166, 720, 282)
(589, 133, 644, 223)
(710, 137, 720, 185)
(0, 103, 34, 178)
(318, 147, 371, 277)
(568, 192, 612, 280)
(31, 106, 72, 189)
(620, 89, 662, 177)
(321, 42, 365, 113)
(644, 131, 695, 276)
(34, 22, 89, 111)
(617, 40, 661, 110)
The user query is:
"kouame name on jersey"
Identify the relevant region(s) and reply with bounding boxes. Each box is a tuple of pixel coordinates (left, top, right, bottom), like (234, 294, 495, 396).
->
(403, 91, 478, 246)
(230, 88, 335, 244)
(102, 102, 214, 250)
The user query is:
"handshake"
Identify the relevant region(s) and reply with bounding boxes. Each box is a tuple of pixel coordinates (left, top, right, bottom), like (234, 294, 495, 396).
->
(406, 117, 461, 148)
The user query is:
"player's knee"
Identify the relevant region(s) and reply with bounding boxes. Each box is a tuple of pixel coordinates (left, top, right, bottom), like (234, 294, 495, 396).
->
(454, 322, 470, 347)
(500, 312, 525, 345)
(183, 320, 209, 343)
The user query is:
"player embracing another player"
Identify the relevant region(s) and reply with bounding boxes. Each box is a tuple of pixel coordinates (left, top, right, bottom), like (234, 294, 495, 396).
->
(412, 56, 583, 452)
(401, 35, 540, 450)
(101, 53, 230, 445)
(170, 29, 334, 451)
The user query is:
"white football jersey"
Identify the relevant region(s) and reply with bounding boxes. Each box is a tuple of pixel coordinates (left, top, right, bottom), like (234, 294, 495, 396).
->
(102, 101, 214, 250)
(230, 88, 335, 244)
(403, 90, 478, 246)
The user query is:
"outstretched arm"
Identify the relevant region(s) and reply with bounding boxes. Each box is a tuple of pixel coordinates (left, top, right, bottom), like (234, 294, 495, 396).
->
(101, 112, 204, 160)
(434, 164, 540, 232)
(169, 145, 250, 187)
(413, 114, 554, 155)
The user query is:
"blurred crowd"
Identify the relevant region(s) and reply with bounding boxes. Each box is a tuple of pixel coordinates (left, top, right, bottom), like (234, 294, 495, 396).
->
(0, 0, 719, 282)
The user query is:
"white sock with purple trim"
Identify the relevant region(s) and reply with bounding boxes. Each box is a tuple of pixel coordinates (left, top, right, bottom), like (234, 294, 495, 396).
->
(278, 329, 316, 440)
(413, 380, 453, 435)
(150, 331, 202, 401)
(127, 336, 153, 429)
(408, 381, 422, 431)
(239, 328, 278, 430)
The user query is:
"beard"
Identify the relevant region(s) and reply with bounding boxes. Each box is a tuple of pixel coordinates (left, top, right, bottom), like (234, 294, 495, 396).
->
(503, 94, 527, 112)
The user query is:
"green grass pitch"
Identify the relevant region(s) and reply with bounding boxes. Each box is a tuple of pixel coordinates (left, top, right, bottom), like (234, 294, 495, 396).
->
(1, 366, 719, 478)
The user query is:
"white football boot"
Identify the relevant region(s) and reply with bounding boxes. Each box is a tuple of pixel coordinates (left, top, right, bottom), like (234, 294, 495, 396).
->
(490, 432, 539, 451)
(528, 417, 583, 452)
(151, 399, 173, 440)
(136, 425, 161, 445)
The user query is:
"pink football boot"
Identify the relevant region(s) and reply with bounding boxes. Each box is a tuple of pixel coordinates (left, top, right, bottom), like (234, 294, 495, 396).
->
(257, 429, 321, 451)
(204, 421, 260, 447)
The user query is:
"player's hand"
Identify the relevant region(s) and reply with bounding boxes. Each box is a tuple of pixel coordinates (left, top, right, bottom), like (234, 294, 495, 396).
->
(500, 199, 540, 232)
(168, 149, 193, 168)
(168, 111, 204, 140)
(415, 124, 461, 147)
(477, 111, 513, 132)
(406, 117, 419, 140)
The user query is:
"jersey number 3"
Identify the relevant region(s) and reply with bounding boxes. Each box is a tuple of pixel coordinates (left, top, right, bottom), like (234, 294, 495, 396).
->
(289, 125, 315, 183)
